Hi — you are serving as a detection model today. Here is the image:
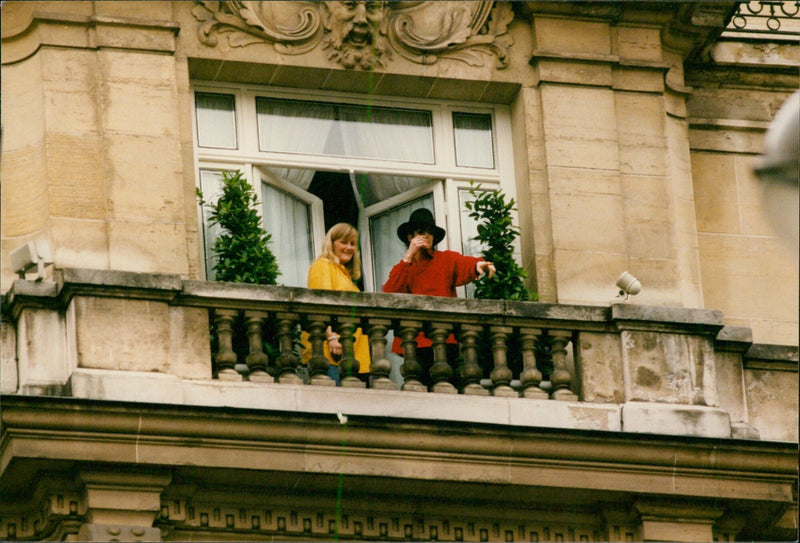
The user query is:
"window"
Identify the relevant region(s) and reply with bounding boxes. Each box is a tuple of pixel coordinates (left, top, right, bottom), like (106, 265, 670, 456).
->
(193, 85, 516, 294)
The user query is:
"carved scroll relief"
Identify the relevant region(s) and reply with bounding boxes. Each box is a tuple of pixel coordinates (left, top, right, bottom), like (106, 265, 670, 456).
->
(192, 1, 513, 70)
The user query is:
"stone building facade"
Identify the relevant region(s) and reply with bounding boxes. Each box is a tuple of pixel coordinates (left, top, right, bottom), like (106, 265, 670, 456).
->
(1, 2, 797, 541)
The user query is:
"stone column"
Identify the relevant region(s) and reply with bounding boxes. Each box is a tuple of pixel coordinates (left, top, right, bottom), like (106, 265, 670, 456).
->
(550, 330, 578, 401)
(338, 317, 365, 388)
(275, 312, 302, 384)
(489, 326, 516, 397)
(244, 310, 272, 382)
(430, 322, 456, 394)
(399, 320, 426, 392)
(367, 318, 395, 390)
(213, 309, 241, 381)
(519, 327, 548, 399)
(306, 314, 335, 386)
(458, 324, 489, 396)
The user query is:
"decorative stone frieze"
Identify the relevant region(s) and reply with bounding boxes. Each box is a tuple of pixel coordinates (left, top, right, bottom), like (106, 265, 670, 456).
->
(192, 1, 514, 70)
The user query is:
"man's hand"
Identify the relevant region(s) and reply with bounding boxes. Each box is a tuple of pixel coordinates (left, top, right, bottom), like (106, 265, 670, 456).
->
(477, 260, 496, 279)
(404, 235, 432, 261)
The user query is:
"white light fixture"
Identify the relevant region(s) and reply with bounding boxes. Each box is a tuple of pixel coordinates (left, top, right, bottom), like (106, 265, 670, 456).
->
(10, 240, 53, 281)
(616, 271, 641, 301)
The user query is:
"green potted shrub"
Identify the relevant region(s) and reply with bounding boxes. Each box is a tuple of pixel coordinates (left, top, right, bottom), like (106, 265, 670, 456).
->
(197, 170, 280, 285)
(465, 181, 533, 301)
(464, 183, 551, 382)
(197, 170, 282, 377)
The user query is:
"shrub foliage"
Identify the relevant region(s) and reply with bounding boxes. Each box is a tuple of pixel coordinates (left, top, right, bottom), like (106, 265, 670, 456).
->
(198, 170, 280, 285)
(465, 182, 533, 301)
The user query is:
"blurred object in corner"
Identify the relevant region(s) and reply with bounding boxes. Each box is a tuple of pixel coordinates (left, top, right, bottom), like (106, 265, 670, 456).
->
(753, 90, 799, 254)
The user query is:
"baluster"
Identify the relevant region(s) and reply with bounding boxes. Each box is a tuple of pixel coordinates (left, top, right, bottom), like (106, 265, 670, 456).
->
(367, 318, 395, 390)
(489, 326, 516, 397)
(275, 312, 302, 384)
(307, 314, 334, 386)
(458, 324, 489, 396)
(244, 311, 273, 382)
(550, 330, 578, 401)
(430, 322, 456, 393)
(339, 317, 366, 388)
(519, 327, 548, 399)
(399, 320, 426, 392)
(214, 309, 241, 381)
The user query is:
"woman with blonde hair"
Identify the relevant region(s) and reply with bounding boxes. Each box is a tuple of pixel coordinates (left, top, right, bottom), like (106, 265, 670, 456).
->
(302, 223, 370, 384)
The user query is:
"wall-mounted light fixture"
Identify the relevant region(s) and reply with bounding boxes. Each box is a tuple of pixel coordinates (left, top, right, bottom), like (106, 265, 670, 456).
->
(616, 271, 641, 301)
(10, 240, 53, 281)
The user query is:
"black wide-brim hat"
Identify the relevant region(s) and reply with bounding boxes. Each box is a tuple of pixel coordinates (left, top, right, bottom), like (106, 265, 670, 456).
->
(396, 208, 446, 245)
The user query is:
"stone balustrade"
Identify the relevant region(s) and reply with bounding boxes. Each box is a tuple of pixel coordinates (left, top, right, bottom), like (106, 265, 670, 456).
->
(209, 305, 580, 400)
(1, 268, 797, 442)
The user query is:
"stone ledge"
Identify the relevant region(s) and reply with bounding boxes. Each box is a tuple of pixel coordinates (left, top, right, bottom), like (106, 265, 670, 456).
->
(715, 325, 753, 352)
(65, 368, 622, 433)
(611, 303, 725, 334)
(621, 401, 732, 439)
(744, 344, 799, 372)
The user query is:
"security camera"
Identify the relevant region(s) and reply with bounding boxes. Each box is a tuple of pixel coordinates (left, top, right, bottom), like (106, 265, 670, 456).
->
(616, 271, 641, 300)
(10, 240, 53, 281)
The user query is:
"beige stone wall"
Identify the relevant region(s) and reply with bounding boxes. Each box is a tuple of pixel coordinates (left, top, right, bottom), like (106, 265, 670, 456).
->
(1, 1, 198, 291)
(2, 2, 796, 347)
(687, 78, 798, 346)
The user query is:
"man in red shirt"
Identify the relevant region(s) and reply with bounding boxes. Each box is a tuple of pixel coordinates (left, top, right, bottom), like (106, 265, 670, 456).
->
(383, 208, 495, 387)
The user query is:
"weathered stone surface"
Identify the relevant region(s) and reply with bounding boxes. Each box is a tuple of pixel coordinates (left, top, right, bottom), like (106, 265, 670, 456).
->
(620, 330, 718, 406)
(0, 313, 19, 394)
(622, 402, 731, 438)
(714, 351, 749, 424)
(744, 367, 798, 442)
(533, 18, 611, 56)
(577, 331, 625, 403)
(73, 296, 171, 372)
(16, 307, 71, 392)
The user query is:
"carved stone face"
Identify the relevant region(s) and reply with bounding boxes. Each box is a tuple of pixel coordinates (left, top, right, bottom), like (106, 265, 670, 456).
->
(325, 1, 387, 49)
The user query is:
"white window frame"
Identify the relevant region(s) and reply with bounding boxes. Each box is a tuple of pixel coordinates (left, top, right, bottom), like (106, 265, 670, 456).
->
(192, 83, 518, 294)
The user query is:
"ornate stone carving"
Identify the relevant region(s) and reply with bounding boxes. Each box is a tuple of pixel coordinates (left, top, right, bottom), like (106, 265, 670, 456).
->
(192, 1, 514, 70)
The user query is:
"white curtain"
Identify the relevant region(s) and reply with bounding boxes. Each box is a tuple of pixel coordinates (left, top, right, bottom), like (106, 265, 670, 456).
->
(369, 194, 434, 291)
(261, 184, 313, 287)
(257, 98, 335, 156)
(453, 112, 494, 169)
(196, 93, 236, 149)
(356, 173, 429, 207)
(338, 105, 434, 163)
(261, 166, 315, 191)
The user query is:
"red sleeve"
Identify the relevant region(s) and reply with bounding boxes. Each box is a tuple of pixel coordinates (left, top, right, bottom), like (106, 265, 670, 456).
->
(448, 251, 482, 288)
(382, 260, 412, 293)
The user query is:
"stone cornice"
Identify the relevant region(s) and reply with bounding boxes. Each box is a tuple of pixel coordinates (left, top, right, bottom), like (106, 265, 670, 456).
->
(1, 9, 181, 65)
(1, 394, 796, 501)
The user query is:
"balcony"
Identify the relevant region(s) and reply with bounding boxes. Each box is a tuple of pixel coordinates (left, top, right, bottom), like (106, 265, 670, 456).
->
(2, 267, 797, 442)
(1, 267, 797, 541)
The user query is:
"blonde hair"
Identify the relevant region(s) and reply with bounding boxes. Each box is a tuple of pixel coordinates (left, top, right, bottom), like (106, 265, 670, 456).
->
(319, 222, 362, 281)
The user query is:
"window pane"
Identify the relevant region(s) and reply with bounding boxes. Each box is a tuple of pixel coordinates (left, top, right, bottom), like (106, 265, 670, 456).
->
(453, 112, 494, 169)
(196, 93, 236, 149)
(257, 97, 434, 163)
(261, 183, 314, 287)
(199, 170, 226, 280)
(356, 173, 430, 207)
(369, 195, 434, 291)
(458, 188, 489, 298)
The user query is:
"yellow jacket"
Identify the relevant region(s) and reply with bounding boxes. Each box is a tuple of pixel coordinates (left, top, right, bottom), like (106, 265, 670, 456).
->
(301, 258, 370, 372)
